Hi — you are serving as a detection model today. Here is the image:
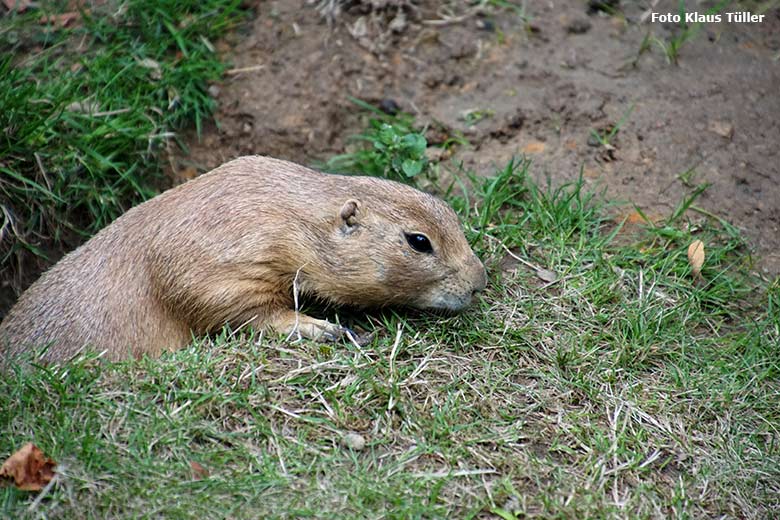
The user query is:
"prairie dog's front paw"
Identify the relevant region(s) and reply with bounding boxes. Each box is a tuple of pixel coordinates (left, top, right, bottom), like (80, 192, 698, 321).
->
(268, 311, 354, 343)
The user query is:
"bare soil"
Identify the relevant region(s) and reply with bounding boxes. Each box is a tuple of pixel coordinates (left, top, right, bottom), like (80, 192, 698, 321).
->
(179, 0, 780, 276)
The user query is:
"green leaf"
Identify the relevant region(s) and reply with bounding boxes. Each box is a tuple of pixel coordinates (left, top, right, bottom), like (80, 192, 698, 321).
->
(401, 133, 427, 156)
(378, 123, 397, 144)
(401, 159, 423, 177)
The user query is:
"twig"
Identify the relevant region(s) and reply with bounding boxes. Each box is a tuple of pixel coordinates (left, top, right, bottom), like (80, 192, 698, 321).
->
(225, 64, 265, 75)
(344, 329, 373, 362)
(27, 467, 63, 513)
(484, 232, 560, 284)
(266, 403, 340, 434)
(387, 323, 403, 413)
(497, 240, 543, 272)
(271, 359, 342, 384)
(422, 6, 480, 26)
(34, 152, 52, 190)
(285, 265, 307, 343)
(228, 314, 258, 340)
(411, 468, 497, 478)
(91, 108, 132, 117)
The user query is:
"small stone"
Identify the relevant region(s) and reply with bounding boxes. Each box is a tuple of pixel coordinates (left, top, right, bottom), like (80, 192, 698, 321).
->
(587, 133, 601, 147)
(567, 18, 592, 34)
(208, 85, 221, 98)
(388, 12, 406, 33)
(425, 147, 445, 162)
(476, 19, 495, 32)
(709, 121, 734, 139)
(379, 99, 400, 115)
(342, 433, 366, 451)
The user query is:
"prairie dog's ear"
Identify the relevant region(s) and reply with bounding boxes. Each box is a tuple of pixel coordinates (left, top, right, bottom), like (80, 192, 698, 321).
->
(339, 199, 361, 230)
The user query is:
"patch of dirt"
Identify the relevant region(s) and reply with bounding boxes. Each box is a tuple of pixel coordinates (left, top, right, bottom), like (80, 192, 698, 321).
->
(180, 0, 780, 276)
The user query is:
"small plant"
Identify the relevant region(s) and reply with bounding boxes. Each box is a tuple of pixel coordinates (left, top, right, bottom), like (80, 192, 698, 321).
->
(676, 165, 698, 187)
(460, 108, 495, 126)
(589, 103, 635, 148)
(371, 123, 428, 179)
(325, 98, 430, 183)
(649, 0, 730, 65)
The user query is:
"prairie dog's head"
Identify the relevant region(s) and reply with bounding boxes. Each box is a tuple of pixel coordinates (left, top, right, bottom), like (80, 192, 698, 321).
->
(316, 178, 487, 312)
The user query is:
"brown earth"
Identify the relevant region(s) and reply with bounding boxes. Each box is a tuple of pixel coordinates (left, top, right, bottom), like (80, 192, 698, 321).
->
(178, 0, 780, 277)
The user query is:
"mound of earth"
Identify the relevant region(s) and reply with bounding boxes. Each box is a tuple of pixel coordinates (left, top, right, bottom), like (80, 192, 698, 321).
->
(181, 1, 779, 276)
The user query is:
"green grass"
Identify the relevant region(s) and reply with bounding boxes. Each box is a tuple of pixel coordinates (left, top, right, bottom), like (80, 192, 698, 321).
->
(2, 141, 778, 517)
(0, 0, 243, 291)
(642, 0, 777, 65)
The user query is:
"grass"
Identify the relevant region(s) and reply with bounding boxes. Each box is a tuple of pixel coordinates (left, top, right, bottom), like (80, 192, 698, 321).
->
(589, 104, 634, 150)
(2, 130, 778, 517)
(641, 0, 777, 65)
(0, 0, 243, 293)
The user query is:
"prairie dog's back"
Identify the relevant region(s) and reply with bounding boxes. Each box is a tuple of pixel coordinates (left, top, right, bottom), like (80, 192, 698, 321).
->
(0, 205, 174, 362)
(0, 157, 334, 362)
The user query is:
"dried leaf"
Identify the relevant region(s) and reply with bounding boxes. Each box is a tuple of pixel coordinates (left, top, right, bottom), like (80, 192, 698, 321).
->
(136, 58, 162, 80)
(342, 433, 366, 450)
(67, 100, 101, 114)
(709, 121, 734, 139)
(39, 11, 88, 28)
(0, 443, 57, 491)
(582, 167, 599, 179)
(3, 0, 31, 12)
(522, 141, 546, 154)
(687, 240, 705, 277)
(190, 461, 209, 480)
(535, 268, 557, 283)
(177, 166, 198, 181)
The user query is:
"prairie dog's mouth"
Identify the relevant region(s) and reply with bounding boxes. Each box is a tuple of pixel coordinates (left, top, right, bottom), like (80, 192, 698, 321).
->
(415, 292, 478, 313)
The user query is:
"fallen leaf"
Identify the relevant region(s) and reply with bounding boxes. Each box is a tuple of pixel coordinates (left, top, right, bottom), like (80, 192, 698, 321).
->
(190, 461, 209, 480)
(177, 166, 198, 181)
(582, 167, 599, 179)
(342, 433, 366, 450)
(522, 141, 546, 154)
(613, 210, 664, 229)
(535, 268, 557, 283)
(2, 0, 31, 12)
(39, 11, 88, 28)
(709, 121, 733, 140)
(0, 443, 57, 491)
(687, 240, 705, 278)
(67, 100, 101, 114)
(136, 58, 162, 80)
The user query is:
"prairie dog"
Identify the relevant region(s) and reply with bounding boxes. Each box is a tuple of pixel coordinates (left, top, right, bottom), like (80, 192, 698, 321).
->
(0, 156, 487, 363)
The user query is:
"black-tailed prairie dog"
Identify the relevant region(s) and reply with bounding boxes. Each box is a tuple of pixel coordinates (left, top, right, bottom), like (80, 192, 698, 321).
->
(1, 156, 487, 363)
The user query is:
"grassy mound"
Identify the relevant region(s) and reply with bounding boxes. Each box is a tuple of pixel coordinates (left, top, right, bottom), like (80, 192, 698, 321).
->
(0, 0, 242, 300)
(2, 124, 777, 515)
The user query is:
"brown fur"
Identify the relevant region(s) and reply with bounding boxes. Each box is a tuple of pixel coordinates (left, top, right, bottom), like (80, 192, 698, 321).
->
(0, 156, 487, 363)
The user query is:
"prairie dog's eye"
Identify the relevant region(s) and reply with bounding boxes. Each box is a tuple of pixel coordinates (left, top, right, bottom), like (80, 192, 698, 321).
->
(405, 233, 433, 254)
